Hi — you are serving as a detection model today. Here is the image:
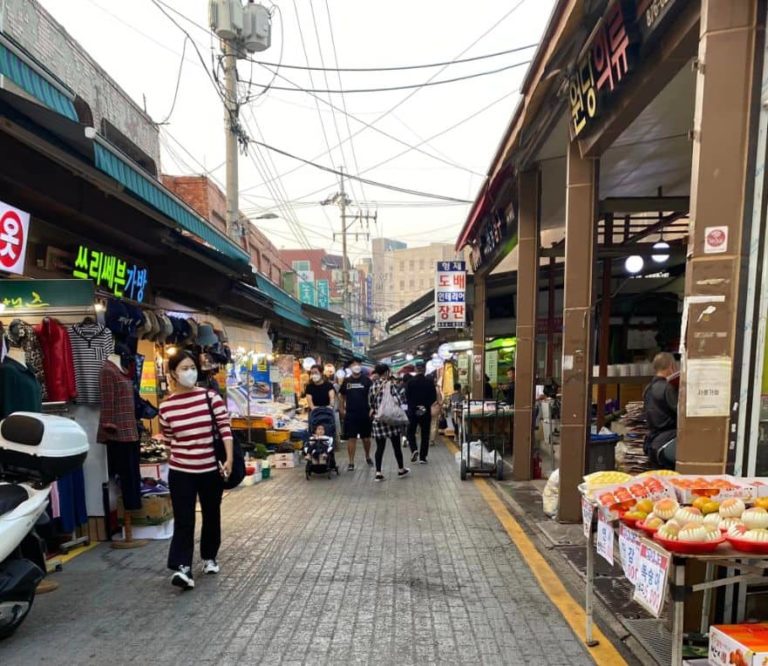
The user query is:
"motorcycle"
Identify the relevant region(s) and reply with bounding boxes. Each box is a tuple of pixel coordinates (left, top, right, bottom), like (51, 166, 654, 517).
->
(0, 413, 88, 639)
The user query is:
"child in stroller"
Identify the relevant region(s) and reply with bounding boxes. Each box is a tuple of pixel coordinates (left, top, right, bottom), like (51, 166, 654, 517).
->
(304, 409, 340, 479)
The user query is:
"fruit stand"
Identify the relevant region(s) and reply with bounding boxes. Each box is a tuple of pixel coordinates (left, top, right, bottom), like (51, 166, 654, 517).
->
(580, 472, 768, 664)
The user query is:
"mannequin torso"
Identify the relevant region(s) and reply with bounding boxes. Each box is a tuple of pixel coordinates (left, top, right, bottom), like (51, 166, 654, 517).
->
(6, 347, 27, 367)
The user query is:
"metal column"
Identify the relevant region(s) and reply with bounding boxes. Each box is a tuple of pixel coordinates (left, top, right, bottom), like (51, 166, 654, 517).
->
(558, 140, 598, 523)
(471, 276, 487, 400)
(513, 169, 541, 480)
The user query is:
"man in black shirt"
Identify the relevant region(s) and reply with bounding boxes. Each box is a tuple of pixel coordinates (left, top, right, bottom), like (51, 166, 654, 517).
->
(643, 352, 678, 468)
(406, 360, 438, 463)
(502, 368, 515, 405)
(304, 365, 335, 409)
(339, 362, 373, 471)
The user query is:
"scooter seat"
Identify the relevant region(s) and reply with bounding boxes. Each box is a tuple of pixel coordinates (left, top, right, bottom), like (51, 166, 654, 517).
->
(0, 484, 29, 516)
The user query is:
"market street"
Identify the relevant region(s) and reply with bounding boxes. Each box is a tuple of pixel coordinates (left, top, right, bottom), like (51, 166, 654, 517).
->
(3, 443, 595, 665)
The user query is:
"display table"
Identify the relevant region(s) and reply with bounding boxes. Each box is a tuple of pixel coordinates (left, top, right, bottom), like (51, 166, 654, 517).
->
(583, 509, 768, 664)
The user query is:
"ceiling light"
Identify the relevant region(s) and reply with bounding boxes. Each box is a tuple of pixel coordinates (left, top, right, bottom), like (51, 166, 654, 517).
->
(625, 255, 644, 274)
(652, 240, 670, 263)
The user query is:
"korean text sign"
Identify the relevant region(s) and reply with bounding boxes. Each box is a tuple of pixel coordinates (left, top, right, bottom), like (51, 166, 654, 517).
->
(435, 261, 466, 329)
(632, 540, 670, 617)
(72, 245, 148, 302)
(0, 201, 31, 276)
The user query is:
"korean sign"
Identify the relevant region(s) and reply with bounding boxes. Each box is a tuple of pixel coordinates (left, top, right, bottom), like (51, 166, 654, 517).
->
(72, 245, 148, 303)
(435, 261, 466, 329)
(0, 201, 31, 276)
(632, 540, 670, 617)
(1, 279, 95, 313)
(568, 0, 636, 139)
(298, 280, 316, 306)
(316, 279, 329, 309)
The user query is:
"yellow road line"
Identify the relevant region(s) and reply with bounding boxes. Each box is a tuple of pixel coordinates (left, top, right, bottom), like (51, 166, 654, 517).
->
(445, 440, 627, 665)
(55, 541, 100, 565)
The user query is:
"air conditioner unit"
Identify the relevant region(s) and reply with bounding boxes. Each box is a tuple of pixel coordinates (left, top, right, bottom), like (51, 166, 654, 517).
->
(209, 0, 244, 40)
(243, 3, 271, 53)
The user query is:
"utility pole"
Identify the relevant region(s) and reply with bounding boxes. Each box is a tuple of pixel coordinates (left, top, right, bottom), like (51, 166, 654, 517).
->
(209, 1, 273, 241)
(339, 166, 349, 315)
(223, 39, 239, 240)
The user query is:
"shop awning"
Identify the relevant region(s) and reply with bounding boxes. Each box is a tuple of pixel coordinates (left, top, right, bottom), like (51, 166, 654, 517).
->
(0, 38, 78, 122)
(93, 140, 250, 266)
(368, 319, 437, 360)
(253, 274, 311, 328)
(302, 303, 351, 342)
(220, 317, 272, 354)
(386, 289, 435, 332)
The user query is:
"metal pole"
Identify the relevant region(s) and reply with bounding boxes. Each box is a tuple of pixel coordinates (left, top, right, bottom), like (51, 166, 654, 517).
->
(224, 39, 239, 240)
(340, 166, 349, 315)
(585, 519, 599, 647)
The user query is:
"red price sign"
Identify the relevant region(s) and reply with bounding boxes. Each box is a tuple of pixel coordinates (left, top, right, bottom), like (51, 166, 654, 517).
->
(0, 202, 30, 275)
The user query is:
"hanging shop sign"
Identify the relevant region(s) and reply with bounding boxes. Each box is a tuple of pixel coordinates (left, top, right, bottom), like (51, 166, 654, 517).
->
(0, 279, 94, 312)
(72, 245, 148, 303)
(0, 201, 31, 276)
(316, 279, 330, 309)
(568, 0, 684, 140)
(435, 261, 467, 329)
(470, 207, 515, 273)
(298, 280, 316, 306)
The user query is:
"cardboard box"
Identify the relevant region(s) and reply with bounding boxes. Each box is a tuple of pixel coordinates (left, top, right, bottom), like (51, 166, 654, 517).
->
(121, 520, 174, 540)
(273, 459, 295, 469)
(267, 453, 295, 468)
(119, 494, 173, 526)
(709, 624, 768, 666)
(667, 475, 756, 504)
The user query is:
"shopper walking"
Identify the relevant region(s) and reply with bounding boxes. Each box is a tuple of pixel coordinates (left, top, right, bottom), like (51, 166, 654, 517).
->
(339, 361, 374, 470)
(159, 351, 233, 591)
(303, 364, 335, 409)
(406, 360, 438, 464)
(369, 363, 410, 481)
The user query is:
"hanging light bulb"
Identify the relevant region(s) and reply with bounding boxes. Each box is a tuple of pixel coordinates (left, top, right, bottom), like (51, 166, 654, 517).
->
(625, 255, 644, 274)
(652, 239, 670, 263)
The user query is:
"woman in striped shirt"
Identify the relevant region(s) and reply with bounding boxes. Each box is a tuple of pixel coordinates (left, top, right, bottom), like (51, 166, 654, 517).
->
(159, 351, 233, 591)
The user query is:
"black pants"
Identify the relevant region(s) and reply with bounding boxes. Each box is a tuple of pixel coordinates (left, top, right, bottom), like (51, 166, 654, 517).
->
(167, 469, 223, 571)
(375, 436, 404, 473)
(106, 441, 142, 510)
(407, 411, 432, 460)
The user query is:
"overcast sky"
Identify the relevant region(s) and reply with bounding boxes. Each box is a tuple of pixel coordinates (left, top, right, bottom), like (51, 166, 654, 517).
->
(39, 0, 555, 262)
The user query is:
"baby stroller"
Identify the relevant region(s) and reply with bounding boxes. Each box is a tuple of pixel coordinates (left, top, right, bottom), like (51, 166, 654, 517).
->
(305, 407, 340, 479)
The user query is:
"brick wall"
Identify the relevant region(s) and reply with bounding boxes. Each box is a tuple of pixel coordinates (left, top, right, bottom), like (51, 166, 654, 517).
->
(162, 174, 282, 284)
(1, 0, 160, 166)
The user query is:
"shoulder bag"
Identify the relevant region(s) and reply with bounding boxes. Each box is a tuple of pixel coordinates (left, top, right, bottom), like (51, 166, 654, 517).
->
(205, 391, 245, 489)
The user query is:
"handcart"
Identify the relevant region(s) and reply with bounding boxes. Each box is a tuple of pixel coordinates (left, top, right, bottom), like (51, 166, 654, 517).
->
(459, 398, 510, 481)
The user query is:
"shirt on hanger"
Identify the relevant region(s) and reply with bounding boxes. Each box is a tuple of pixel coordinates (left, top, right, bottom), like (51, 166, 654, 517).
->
(35, 318, 77, 403)
(68, 323, 115, 404)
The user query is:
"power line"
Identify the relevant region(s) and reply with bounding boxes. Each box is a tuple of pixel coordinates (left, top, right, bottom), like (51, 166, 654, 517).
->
(246, 42, 539, 73)
(240, 59, 532, 94)
(157, 35, 189, 125)
(246, 138, 473, 203)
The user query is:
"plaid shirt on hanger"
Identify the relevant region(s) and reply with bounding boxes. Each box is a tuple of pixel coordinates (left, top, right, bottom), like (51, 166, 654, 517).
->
(369, 379, 405, 441)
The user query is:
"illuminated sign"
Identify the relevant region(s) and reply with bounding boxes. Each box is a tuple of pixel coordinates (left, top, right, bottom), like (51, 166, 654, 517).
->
(435, 261, 466, 329)
(72, 245, 148, 302)
(0, 279, 95, 312)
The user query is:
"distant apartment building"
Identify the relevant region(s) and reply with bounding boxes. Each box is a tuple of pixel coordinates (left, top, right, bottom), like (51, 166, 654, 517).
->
(162, 175, 282, 285)
(372, 239, 464, 325)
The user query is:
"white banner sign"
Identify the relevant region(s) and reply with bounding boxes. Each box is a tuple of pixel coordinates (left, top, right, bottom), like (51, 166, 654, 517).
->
(0, 201, 30, 276)
(596, 510, 614, 565)
(435, 261, 466, 329)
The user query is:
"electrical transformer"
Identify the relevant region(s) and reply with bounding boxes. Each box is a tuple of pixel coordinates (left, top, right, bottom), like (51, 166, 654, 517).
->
(243, 3, 271, 53)
(209, 0, 244, 41)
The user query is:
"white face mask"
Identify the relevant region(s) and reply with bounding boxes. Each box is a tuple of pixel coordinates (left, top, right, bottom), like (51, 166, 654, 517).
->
(351, 365, 361, 375)
(176, 367, 198, 388)
(311, 373, 321, 383)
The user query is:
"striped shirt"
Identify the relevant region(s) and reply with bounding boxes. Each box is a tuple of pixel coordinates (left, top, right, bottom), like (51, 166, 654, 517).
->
(68, 324, 114, 405)
(159, 388, 233, 474)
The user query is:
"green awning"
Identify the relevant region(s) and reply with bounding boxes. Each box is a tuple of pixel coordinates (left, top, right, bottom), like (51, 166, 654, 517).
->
(93, 142, 250, 265)
(254, 273, 311, 328)
(0, 41, 77, 122)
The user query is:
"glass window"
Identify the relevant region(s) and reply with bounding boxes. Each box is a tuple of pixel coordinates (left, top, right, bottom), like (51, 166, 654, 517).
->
(399, 261, 405, 271)
(419, 259, 425, 270)
(409, 260, 415, 270)
(292, 260, 310, 272)
(409, 279, 415, 288)
(400, 280, 405, 290)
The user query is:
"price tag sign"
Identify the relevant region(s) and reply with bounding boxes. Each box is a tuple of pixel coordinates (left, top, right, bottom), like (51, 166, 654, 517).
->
(632, 540, 671, 617)
(596, 510, 614, 565)
(581, 495, 594, 539)
(619, 524, 641, 585)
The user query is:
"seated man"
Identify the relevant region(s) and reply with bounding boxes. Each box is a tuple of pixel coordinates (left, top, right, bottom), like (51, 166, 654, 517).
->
(643, 352, 678, 469)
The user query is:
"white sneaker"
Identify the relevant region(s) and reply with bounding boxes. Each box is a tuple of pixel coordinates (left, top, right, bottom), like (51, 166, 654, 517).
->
(171, 565, 195, 590)
(202, 559, 220, 575)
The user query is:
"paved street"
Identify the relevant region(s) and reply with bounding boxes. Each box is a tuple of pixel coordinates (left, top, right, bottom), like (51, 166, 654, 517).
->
(3, 442, 594, 665)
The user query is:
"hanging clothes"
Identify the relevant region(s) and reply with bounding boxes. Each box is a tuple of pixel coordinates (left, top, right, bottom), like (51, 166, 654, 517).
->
(56, 467, 88, 534)
(9, 323, 48, 401)
(0, 356, 43, 418)
(34, 318, 77, 403)
(68, 323, 114, 404)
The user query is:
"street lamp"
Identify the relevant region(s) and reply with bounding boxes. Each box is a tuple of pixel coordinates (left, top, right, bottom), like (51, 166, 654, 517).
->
(625, 255, 644, 274)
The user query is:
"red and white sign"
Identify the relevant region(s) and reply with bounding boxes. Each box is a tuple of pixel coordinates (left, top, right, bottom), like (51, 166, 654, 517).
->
(0, 201, 30, 276)
(704, 226, 728, 254)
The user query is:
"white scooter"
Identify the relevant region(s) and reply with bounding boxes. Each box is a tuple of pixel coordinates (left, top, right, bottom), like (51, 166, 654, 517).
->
(0, 413, 88, 639)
